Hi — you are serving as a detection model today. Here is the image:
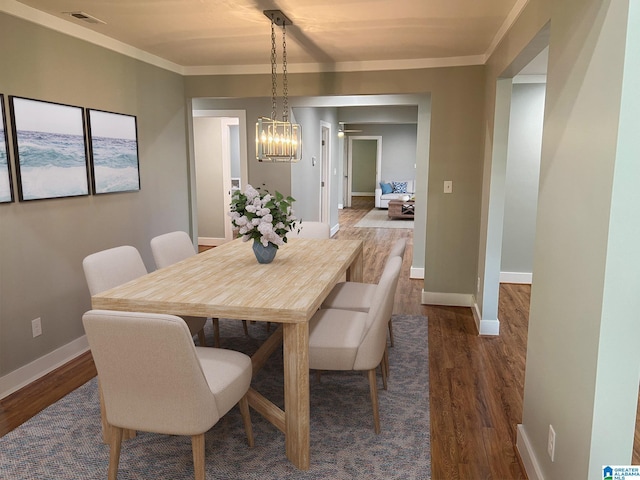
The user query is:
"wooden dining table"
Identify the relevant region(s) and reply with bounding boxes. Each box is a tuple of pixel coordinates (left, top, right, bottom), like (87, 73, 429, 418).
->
(91, 237, 363, 470)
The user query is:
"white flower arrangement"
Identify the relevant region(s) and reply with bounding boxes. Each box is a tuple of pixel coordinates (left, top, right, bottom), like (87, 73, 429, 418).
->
(229, 184, 297, 247)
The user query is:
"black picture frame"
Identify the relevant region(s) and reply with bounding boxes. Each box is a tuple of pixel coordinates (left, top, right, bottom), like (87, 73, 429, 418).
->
(87, 109, 140, 195)
(9, 96, 90, 201)
(0, 94, 14, 203)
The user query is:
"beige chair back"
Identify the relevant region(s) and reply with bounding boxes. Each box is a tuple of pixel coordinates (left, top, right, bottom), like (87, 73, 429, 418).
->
(288, 221, 330, 239)
(389, 238, 407, 261)
(82, 246, 147, 295)
(83, 310, 221, 435)
(150, 231, 196, 269)
(353, 256, 402, 370)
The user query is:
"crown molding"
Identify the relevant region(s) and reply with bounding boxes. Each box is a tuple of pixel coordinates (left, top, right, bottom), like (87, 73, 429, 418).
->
(484, 0, 531, 60)
(2, 0, 527, 76)
(183, 55, 486, 76)
(0, 0, 185, 74)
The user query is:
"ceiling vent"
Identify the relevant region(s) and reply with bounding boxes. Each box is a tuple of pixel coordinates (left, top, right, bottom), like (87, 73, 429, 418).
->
(63, 11, 106, 24)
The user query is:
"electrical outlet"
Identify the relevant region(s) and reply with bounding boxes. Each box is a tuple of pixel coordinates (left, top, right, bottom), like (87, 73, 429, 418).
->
(477, 276, 481, 292)
(32, 317, 42, 338)
(444, 180, 453, 193)
(547, 424, 556, 461)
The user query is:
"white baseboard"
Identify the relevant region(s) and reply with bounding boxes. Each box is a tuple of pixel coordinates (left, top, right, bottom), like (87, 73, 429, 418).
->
(517, 424, 545, 480)
(351, 192, 375, 197)
(0, 335, 90, 400)
(338, 203, 344, 210)
(198, 236, 227, 247)
(472, 301, 500, 335)
(500, 271, 533, 284)
(421, 291, 474, 307)
(410, 267, 424, 279)
(330, 223, 340, 237)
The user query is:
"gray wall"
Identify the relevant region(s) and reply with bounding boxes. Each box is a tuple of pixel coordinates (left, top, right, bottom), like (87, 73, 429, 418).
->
(349, 123, 417, 182)
(290, 106, 339, 224)
(192, 97, 292, 196)
(501, 83, 545, 276)
(485, 0, 640, 478)
(186, 68, 483, 298)
(0, 13, 189, 376)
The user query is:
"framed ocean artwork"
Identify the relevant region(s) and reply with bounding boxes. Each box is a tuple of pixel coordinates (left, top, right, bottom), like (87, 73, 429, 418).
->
(87, 109, 140, 194)
(0, 94, 14, 203)
(9, 96, 89, 201)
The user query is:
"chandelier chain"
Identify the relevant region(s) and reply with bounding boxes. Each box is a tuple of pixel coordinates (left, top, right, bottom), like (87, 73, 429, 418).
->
(282, 23, 289, 122)
(270, 16, 277, 120)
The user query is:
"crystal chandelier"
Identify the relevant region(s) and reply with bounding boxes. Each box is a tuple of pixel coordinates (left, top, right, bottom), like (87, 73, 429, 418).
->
(256, 10, 302, 162)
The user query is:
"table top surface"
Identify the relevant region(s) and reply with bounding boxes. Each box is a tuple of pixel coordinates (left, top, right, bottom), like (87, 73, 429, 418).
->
(91, 237, 363, 324)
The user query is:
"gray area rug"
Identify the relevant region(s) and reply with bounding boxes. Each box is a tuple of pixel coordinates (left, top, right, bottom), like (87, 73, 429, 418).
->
(0, 315, 430, 479)
(354, 208, 414, 229)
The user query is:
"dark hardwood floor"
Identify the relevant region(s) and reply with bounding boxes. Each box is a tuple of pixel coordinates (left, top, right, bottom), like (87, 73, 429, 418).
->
(2, 196, 638, 478)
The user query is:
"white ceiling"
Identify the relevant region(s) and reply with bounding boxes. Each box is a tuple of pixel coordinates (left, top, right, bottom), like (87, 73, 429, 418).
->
(8, 0, 528, 74)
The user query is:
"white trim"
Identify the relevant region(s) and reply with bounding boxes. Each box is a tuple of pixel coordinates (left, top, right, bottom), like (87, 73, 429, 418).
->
(330, 223, 340, 237)
(513, 74, 547, 84)
(480, 318, 500, 336)
(338, 203, 344, 210)
(320, 121, 331, 223)
(484, 0, 531, 61)
(183, 55, 486, 76)
(410, 267, 424, 279)
(500, 271, 533, 284)
(0, 335, 89, 400)
(220, 117, 237, 242)
(517, 424, 546, 480)
(1, 0, 526, 76)
(472, 302, 482, 332)
(421, 291, 474, 307)
(197, 236, 228, 247)
(472, 301, 501, 335)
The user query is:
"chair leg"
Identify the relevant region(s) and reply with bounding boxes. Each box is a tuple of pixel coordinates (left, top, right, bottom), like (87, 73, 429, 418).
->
(191, 433, 206, 480)
(197, 329, 207, 347)
(388, 319, 395, 347)
(380, 354, 388, 391)
(213, 318, 220, 348)
(107, 426, 123, 480)
(238, 395, 254, 447)
(242, 320, 249, 336)
(367, 368, 381, 434)
(384, 344, 390, 378)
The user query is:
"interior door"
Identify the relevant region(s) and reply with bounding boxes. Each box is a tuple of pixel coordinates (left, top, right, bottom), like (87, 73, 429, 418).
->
(320, 123, 330, 222)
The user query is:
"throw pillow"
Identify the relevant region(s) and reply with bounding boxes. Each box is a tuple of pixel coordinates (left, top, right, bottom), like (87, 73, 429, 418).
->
(380, 182, 393, 194)
(392, 181, 408, 194)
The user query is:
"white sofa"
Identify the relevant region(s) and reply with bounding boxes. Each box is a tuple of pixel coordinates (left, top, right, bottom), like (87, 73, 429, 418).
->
(375, 180, 415, 208)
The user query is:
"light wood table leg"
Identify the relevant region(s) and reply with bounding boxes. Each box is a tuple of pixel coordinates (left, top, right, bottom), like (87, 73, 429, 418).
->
(346, 247, 363, 282)
(283, 322, 310, 470)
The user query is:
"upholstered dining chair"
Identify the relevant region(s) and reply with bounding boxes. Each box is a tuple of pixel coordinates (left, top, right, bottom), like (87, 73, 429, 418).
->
(287, 221, 330, 239)
(308, 256, 402, 434)
(321, 238, 406, 348)
(82, 245, 207, 346)
(150, 231, 247, 347)
(82, 309, 253, 480)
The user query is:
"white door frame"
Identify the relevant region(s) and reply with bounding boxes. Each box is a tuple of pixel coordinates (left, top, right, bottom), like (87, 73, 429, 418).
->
(347, 136, 382, 200)
(320, 121, 331, 222)
(192, 109, 248, 246)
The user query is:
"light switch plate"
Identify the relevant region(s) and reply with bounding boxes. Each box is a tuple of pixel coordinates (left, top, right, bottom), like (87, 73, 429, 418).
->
(444, 180, 453, 193)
